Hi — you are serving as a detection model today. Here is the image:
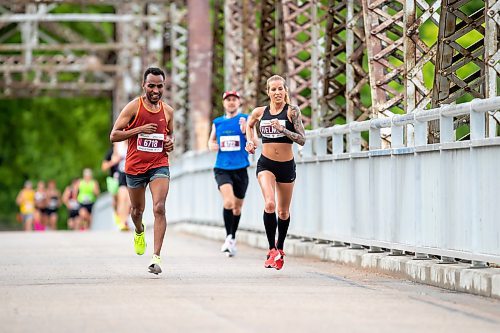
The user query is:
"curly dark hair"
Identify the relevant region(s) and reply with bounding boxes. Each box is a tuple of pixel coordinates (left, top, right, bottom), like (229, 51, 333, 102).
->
(143, 67, 165, 82)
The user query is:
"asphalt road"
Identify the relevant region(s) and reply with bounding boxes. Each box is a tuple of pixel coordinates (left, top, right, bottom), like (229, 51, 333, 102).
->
(1, 229, 500, 333)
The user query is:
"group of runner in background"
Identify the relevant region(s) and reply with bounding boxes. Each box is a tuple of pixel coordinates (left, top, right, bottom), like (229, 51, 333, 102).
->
(101, 140, 131, 231)
(16, 168, 101, 232)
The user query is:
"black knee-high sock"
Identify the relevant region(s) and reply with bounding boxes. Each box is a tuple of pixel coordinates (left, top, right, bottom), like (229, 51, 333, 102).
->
(231, 214, 241, 239)
(263, 211, 277, 249)
(276, 216, 290, 250)
(223, 208, 233, 237)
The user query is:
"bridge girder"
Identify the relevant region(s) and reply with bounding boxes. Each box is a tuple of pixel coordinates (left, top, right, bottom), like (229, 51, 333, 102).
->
(1, 0, 499, 152)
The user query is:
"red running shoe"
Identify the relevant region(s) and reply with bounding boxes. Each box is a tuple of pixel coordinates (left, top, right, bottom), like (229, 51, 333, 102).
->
(274, 250, 285, 270)
(264, 248, 279, 268)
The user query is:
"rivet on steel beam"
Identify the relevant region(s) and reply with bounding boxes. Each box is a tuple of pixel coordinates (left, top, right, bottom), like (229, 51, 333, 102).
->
(376, 80, 382, 85)
(407, 72, 413, 78)
(488, 10, 496, 17)
(429, 7, 434, 13)
(371, 30, 377, 35)
(489, 59, 496, 66)
(374, 55, 381, 60)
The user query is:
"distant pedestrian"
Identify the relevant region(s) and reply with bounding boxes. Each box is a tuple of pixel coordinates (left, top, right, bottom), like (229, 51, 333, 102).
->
(34, 180, 47, 231)
(77, 168, 100, 230)
(16, 180, 35, 231)
(102, 141, 130, 231)
(45, 180, 61, 230)
(62, 178, 81, 230)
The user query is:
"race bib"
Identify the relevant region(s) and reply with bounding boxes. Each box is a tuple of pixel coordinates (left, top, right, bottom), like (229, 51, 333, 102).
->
(48, 198, 58, 209)
(137, 133, 164, 153)
(220, 135, 241, 152)
(80, 194, 93, 205)
(69, 199, 79, 210)
(260, 119, 286, 138)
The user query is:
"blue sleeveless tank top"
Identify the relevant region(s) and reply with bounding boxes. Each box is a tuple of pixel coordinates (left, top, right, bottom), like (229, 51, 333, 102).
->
(214, 113, 250, 170)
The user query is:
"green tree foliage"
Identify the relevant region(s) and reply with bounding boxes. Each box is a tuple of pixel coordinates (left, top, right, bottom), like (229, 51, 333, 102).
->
(0, 97, 111, 228)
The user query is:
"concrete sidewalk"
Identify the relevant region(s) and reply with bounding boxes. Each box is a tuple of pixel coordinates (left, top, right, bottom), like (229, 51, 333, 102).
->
(1, 229, 500, 333)
(175, 223, 500, 300)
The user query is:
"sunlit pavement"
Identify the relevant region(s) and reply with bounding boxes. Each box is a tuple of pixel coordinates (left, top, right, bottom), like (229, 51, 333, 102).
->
(1, 229, 500, 333)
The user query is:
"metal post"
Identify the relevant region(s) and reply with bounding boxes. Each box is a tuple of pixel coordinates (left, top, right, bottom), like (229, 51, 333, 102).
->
(486, 0, 499, 137)
(470, 261, 489, 269)
(389, 249, 405, 256)
(368, 246, 384, 253)
(438, 256, 457, 264)
(413, 252, 431, 260)
(333, 133, 344, 154)
(187, 0, 212, 151)
(439, 108, 454, 143)
(470, 100, 486, 140)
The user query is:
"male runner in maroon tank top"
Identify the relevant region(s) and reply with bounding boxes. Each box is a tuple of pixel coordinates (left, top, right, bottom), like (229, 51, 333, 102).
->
(110, 67, 174, 275)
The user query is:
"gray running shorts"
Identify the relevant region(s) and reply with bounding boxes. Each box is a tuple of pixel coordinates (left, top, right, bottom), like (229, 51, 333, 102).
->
(126, 166, 170, 189)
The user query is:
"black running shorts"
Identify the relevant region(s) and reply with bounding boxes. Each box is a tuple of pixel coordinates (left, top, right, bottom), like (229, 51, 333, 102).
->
(256, 155, 296, 183)
(213, 167, 249, 199)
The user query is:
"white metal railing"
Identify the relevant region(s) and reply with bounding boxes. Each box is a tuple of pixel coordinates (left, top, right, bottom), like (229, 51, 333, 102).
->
(303, 96, 500, 155)
(167, 97, 500, 265)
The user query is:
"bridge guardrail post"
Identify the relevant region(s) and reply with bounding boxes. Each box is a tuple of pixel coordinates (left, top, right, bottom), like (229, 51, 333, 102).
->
(470, 99, 486, 140)
(414, 117, 428, 146)
(439, 104, 454, 143)
(391, 115, 404, 148)
(349, 122, 362, 153)
(315, 129, 327, 157)
(333, 132, 344, 154)
(369, 119, 381, 150)
(414, 114, 431, 261)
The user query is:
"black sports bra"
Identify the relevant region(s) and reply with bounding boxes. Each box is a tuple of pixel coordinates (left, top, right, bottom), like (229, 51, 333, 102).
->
(259, 104, 296, 144)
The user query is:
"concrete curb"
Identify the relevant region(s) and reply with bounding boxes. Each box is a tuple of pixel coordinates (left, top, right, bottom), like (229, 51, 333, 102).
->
(172, 222, 500, 299)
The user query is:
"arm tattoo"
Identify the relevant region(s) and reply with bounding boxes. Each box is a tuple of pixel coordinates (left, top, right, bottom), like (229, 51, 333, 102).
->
(282, 105, 306, 146)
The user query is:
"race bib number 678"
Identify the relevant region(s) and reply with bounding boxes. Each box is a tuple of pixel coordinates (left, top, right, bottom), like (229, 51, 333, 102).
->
(137, 133, 164, 152)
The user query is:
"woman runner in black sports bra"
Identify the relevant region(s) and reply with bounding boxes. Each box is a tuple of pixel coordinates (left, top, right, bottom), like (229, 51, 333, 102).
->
(245, 74, 306, 270)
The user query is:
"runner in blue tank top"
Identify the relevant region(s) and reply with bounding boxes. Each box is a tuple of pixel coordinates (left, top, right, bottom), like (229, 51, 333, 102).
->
(208, 90, 250, 257)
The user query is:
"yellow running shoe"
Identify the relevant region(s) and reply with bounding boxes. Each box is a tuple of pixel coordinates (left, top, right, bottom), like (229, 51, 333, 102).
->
(148, 254, 162, 275)
(134, 224, 146, 255)
(113, 213, 121, 229)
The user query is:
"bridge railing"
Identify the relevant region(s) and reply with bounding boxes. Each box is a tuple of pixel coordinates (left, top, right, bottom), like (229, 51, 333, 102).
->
(167, 97, 500, 265)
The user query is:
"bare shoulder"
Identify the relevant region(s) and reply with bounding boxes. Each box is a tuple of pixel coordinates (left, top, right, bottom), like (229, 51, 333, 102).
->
(162, 102, 174, 124)
(251, 106, 266, 119)
(122, 97, 140, 116)
(162, 101, 174, 113)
